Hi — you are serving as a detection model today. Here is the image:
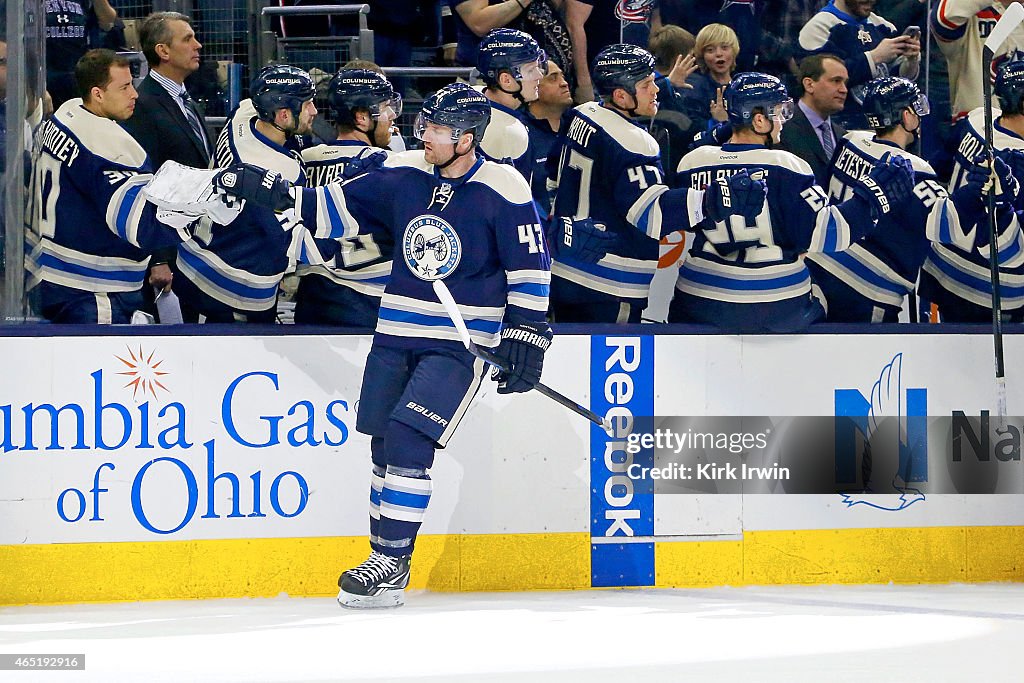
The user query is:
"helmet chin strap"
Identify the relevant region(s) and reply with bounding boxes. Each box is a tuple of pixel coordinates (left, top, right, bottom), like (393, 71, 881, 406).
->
(355, 117, 383, 148)
(900, 113, 921, 145)
(497, 78, 530, 107)
(754, 116, 776, 149)
(435, 137, 473, 170)
(270, 109, 301, 137)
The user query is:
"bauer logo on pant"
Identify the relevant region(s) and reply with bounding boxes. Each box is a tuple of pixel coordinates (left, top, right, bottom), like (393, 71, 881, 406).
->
(402, 215, 462, 280)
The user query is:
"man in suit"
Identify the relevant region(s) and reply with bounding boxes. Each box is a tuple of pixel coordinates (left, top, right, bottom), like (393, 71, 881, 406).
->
(779, 53, 849, 189)
(123, 11, 210, 300)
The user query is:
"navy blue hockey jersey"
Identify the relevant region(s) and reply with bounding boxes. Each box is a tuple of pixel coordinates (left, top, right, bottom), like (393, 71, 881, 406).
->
(921, 107, 1024, 310)
(808, 134, 1005, 309)
(675, 143, 865, 305)
(295, 151, 550, 349)
(546, 102, 698, 303)
(26, 99, 184, 300)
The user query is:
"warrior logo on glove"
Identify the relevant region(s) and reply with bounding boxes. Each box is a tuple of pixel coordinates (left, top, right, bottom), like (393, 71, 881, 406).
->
(402, 214, 463, 280)
(220, 172, 238, 189)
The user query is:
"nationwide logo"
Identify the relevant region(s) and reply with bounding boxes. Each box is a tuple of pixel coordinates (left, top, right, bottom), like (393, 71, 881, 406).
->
(834, 353, 927, 512)
(114, 346, 170, 400)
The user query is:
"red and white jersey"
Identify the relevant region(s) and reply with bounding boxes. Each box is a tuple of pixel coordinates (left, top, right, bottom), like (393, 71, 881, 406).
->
(932, 0, 1024, 120)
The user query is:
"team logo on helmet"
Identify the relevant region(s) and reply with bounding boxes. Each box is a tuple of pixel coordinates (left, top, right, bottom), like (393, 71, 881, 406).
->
(403, 215, 462, 280)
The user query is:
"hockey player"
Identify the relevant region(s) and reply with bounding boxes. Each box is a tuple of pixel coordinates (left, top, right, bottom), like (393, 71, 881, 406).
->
(294, 68, 401, 326)
(174, 64, 318, 322)
(671, 72, 916, 333)
(798, 0, 920, 129)
(806, 76, 1020, 323)
(214, 83, 552, 608)
(920, 57, 1024, 322)
(25, 49, 196, 324)
(476, 28, 544, 183)
(546, 44, 769, 323)
(932, 0, 1024, 121)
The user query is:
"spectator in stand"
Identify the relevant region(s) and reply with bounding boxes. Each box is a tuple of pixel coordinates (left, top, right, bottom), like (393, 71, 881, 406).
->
(683, 23, 739, 133)
(931, 0, 1024, 124)
(648, 24, 697, 116)
(566, 0, 661, 103)
(46, 0, 119, 108)
(442, 0, 538, 66)
(648, 24, 700, 180)
(798, 0, 920, 129)
(122, 12, 211, 309)
(778, 53, 849, 188)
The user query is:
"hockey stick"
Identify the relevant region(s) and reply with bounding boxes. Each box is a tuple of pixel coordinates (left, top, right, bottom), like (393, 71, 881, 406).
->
(431, 279, 608, 429)
(982, 3, 1024, 418)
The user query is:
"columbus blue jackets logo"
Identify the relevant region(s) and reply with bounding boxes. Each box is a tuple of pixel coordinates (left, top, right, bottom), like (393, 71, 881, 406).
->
(402, 215, 462, 280)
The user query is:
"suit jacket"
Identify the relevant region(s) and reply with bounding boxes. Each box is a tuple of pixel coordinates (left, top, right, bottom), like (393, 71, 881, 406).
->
(122, 73, 211, 171)
(778, 103, 846, 190)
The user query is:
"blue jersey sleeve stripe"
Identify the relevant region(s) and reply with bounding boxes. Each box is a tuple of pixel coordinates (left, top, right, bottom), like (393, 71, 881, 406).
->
(37, 253, 145, 283)
(176, 247, 281, 299)
(508, 281, 550, 297)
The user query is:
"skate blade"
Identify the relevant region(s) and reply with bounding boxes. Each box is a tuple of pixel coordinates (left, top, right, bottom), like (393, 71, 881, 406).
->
(337, 588, 405, 609)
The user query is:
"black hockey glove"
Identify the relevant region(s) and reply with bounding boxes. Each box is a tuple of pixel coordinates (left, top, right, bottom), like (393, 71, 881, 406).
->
(341, 150, 388, 181)
(548, 217, 619, 264)
(491, 319, 553, 394)
(703, 168, 767, 223)
(214, 163, 294, 212)
(853, 151, 914, 218)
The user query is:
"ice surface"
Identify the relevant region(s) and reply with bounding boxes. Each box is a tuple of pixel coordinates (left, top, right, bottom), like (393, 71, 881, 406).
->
(0, 584, 1022, 682)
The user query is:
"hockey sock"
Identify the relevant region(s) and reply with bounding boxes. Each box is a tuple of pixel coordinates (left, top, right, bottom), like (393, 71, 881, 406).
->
(377, 466, 432, 557)
(368, 437, 387, 552)
(376, 421, 436, 557)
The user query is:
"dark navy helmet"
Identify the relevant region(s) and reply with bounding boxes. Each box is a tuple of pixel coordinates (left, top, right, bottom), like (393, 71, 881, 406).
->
(476, 28, 546, 86)
(327, 68, 402, 126)
(250, 64, 316, 123)
(862, 76, 930, 129)
(724, 72, 794, 127)
(413, 82, 491, 144)
(996, 53, 1024, 114)
(591, 43, 656, 98)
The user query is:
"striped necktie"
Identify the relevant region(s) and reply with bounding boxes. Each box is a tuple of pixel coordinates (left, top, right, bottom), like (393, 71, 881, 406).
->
(179, 90, 210, 156)
(819, 121, 834, 159)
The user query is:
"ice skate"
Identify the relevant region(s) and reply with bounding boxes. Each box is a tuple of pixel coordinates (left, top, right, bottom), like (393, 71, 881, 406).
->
(337, 551, 411, 609)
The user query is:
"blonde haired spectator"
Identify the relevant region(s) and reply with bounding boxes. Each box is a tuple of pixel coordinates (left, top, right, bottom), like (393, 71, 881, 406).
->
(686, 23, 740, 129)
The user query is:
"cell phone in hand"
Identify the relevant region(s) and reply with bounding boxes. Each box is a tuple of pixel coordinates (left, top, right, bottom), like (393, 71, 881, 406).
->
(903, 25, 921, 40)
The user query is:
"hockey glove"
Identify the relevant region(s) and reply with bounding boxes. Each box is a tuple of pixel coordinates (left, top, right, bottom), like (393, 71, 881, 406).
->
(688, 121, 731, 151)
(214, 163, 294, 212)
(491, 318, 553, 394)
(703, 168, 767, 223)
(341, 149, 388, 181)
(852, 151, 915, 218)
(548, 217, 619, 264)
(987, 154, 1022, 208)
